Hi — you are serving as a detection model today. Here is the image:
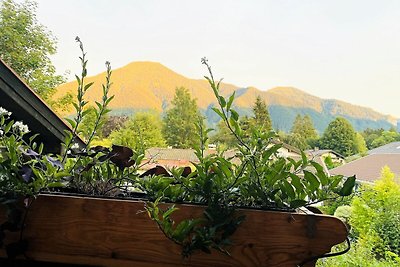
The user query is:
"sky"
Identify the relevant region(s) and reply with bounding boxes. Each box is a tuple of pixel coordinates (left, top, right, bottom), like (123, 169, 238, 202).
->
(34, 0, 400, 117)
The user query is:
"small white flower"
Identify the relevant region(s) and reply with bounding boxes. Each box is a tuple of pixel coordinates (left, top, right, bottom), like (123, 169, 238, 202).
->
(0, 130, 3, 136)
(12, 121, 29, 134)
(0, 107, 11, 117)
(71, 143, 80, 150)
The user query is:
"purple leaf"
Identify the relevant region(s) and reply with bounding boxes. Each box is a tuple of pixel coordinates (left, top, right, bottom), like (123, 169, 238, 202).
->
(46, 156, 63, 169)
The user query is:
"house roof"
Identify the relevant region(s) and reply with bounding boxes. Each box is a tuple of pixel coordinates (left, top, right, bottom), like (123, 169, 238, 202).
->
(329, 154, 400, 182)
(368, 141, 400, 154)
(145, 148, 201, 162)
(305, 149, 345, 159)
(0, 59, 85, 153)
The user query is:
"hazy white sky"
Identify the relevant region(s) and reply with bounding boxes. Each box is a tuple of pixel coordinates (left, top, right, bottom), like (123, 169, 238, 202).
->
(34, 0, 400, 117)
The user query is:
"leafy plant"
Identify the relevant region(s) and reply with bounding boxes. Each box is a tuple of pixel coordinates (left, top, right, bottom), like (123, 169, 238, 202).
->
(0, 37, 141, 257)
(0, 107, 61, 256)
(143, 58, 356, 258)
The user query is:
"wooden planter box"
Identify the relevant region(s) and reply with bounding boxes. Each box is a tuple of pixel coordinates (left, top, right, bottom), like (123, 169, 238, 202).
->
(0, 194, 348, 267)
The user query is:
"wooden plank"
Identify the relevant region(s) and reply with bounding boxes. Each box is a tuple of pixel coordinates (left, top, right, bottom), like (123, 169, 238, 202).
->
(0, 194, 347, 266)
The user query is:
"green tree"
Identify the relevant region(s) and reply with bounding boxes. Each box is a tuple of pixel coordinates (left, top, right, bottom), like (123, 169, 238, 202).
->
(351, 166, 400, 257)
(162, 87, 204, 148)
(110, 112, 165, 153)
(318, 167, 400, 267)
(78, 106, 108, 143)
(252, 95, 272, 132)
(210, 120, 237, 149)
(353, 132, 367, 155)
(285, 114, 318, 150)
(320, 117, 357, 157)
(370, 130, 400, 148)
(361, 128, 384, 149)
(0, 0, 69, 109)
(211, 115, 254, 149)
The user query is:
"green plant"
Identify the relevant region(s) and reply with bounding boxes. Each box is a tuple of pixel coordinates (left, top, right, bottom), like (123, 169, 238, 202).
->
(0, 107, 62, 256)
(143, 58, 356, 258)
(350, 166, 400, 257)
(59, 37, 144, 195)
(0, 37, 142, 258)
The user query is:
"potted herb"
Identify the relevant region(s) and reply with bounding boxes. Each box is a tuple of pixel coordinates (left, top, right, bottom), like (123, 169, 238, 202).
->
(0, 41, 355, 267)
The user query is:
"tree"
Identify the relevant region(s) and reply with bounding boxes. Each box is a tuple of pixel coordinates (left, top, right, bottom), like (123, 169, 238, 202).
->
(211, 115, 254, 149)
(361, 128, 384, 149)
(353, 132, 367, 155)
(285, 114, 318, 150)
(370, 130, 400, 148)
(110, 112, 165, 153)
(317, 168, 400, 266)
(162, 87, 204, 148)
(0, 0, 69, 109)
(320, 117, 357, 157)
(351, 167, 400, 258)
(210, 119, 237, 149)
(252, 95, 272, 132)
(78, 106, 109, 143)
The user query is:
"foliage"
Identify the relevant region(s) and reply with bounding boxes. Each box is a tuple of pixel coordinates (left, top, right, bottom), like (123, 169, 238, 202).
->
(0, 107, 63, 253)
(318, 167, 400, 266)
(110, 111, 166, 154)
(252, 95, 272, 132)
(0, 38, 142, 256)
(162, 87, 205, 148)
(78, 106, 108, 143)
(370, 130, 400, 149)
(353, 132, 367, 155)
(350, 166, 400, 257)
(0, 46, 357, 260)
(284, 114, 318, 151)
(323, 155, 342, 170)
(0, 0, 71, 111)
(143, 58, 356, 258)
(101, 116, 128, 137)
(211, 97, 272, 149)
(317, 240, 400, 267)
(333, 205, 352, 224)
(361, 128, 384, 149)
(320, 117, 358, 156)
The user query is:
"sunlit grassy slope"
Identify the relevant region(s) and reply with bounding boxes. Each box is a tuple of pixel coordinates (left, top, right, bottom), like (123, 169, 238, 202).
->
(55, 61, 396, 132)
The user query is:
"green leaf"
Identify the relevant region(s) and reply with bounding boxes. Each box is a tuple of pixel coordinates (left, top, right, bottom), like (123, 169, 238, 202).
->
(290, 199, 307, 208)
(311, 162, 328, 185)
(163, 205, 178, 219)
(289, 173, 304, 193)
(226, 91, 235, 110)
(211, 107, 224, 120)
(105, 95, 115, 105)
(282, 180, 295, 199)
(4, 120, 13, 133)
(47, 182, 65, 188)
(75, 75, 81, 85)
(230, 109, 239, 121)
(304, 170, 320, 192)
(301, 151, 308, 166)
(338, 175, 356, 196)
(64, 118, 76, 129)
(218, 96, 226, 108)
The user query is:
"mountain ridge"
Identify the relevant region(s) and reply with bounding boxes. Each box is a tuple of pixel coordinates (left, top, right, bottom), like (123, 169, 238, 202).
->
(55, 61, 397, 132)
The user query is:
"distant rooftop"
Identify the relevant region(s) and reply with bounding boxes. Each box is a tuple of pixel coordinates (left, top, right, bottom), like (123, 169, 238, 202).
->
(305, 149, 345, 159)
(329, 154, 400, 183)
(368, 141, 400, 155)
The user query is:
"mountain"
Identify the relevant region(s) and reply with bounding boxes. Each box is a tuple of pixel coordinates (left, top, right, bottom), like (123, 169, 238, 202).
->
(55, 61, 396, 133)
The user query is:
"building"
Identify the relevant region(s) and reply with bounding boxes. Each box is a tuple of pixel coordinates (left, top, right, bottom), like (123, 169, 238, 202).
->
(329, 141, 400, 183)
(0, 59, 84, 153)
